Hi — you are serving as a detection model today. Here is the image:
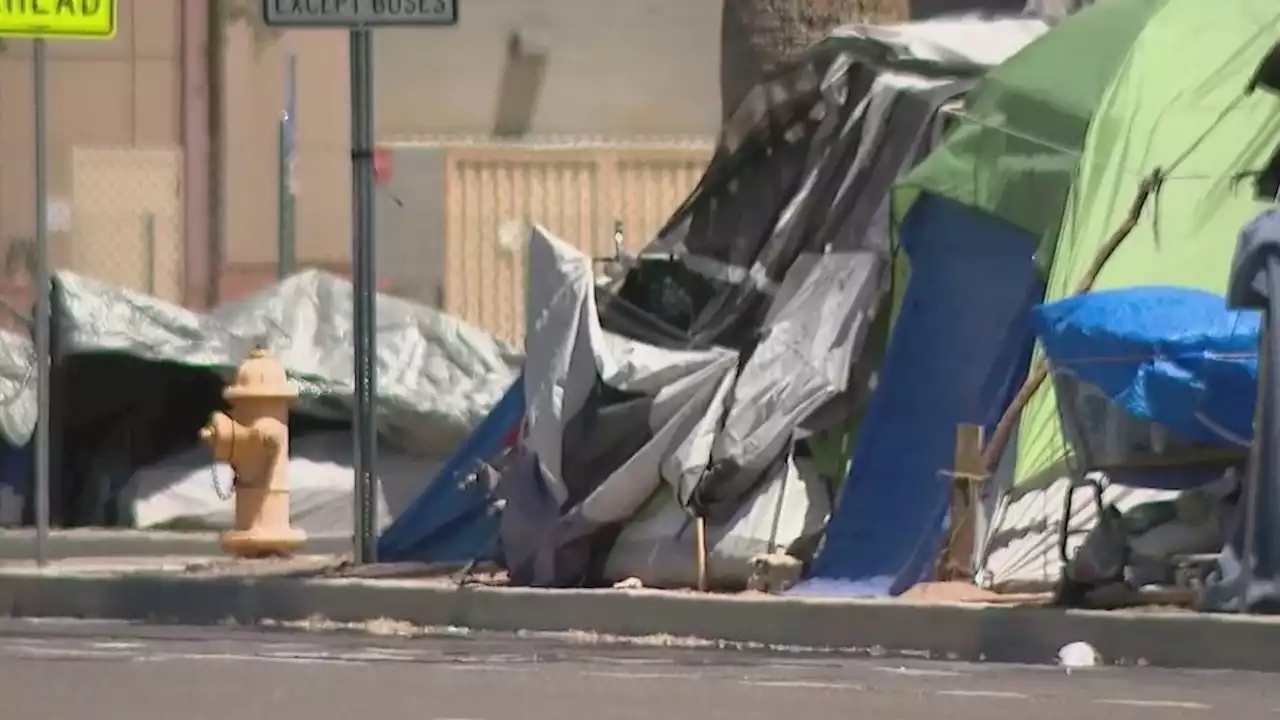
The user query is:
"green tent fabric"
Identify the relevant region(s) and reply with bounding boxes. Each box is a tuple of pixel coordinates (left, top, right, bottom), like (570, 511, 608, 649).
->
(894, 0, 1169, 258)
(1014, 0, 1280, 489)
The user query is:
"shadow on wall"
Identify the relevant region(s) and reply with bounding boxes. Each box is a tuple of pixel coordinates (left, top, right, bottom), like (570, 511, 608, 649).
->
(493, 30, 549, 137)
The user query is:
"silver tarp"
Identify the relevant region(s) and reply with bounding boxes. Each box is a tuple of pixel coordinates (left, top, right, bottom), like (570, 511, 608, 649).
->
(43, 269, 520, 456)
(0, 331, 34, 447)
(504, 227, 830, 587)
(522, 226, 738, 514)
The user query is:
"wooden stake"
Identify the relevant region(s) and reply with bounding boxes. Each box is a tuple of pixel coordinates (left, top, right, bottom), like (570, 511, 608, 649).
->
(694, 515, 709, 592)
(939, 423, 987, 581)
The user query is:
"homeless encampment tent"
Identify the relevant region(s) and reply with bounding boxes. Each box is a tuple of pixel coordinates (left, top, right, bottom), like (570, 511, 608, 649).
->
(796, 0, 1280, 597)
(379, 14, 1051, 587)
(3, 269, 519, 532)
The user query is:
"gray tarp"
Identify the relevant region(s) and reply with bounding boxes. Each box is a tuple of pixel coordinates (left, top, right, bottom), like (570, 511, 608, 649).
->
(504, 227, 829, 587)
(516, 227, 736, 543)
(621, 42, 980, 519)
(48, 269, 520, 456)
(703, 250, 884, 512)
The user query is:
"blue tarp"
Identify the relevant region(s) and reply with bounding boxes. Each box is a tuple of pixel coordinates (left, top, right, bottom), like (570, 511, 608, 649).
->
(794, 193, 1042, 597)
(1033, 287, 1260, 447)
(377, 375, 524, 563)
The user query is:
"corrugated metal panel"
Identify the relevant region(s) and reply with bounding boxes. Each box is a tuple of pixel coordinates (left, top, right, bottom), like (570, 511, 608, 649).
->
(443, 146, 711, 345)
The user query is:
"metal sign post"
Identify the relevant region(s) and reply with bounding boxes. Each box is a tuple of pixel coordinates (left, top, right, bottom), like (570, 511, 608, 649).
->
(32, 37, 49, 568)
(348, 29, 377, 564)
(262, 0, 459, 565)
(0, 1, 119, 568)
(278, 54, 298, 279)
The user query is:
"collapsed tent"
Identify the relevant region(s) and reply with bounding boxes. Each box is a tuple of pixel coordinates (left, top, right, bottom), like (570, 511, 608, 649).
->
(4, 269, 519, 532)
(381, 15, 1050, 586)
(799, 0, 1280, 596)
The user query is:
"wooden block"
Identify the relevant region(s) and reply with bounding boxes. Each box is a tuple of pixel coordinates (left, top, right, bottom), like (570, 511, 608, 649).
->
(938, 423, 987, 582)
(952, 423, 987, 483)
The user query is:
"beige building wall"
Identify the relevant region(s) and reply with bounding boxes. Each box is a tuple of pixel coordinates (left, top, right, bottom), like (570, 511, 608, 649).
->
(0, 1, 354, 307)
(373, 0, 722, 138)
(0, 0, 182, 317)
(0, 0, 723, 313)
(217, 20, 351, 299)
(246, 0, 723, 294)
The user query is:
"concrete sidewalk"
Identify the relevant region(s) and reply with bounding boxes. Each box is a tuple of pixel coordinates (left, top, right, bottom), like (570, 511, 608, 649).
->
(0, 555, 1277, 672)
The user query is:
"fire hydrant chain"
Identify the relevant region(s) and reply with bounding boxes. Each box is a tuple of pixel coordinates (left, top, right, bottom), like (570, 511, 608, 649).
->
(210, 467, 233, 501)
(208, 424, 236, 501)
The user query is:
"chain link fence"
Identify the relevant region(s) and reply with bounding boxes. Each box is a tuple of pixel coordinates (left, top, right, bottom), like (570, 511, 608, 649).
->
(1, 42, 185, 306)
(0, 7, 191, 534)
(0, 0, 736, 545)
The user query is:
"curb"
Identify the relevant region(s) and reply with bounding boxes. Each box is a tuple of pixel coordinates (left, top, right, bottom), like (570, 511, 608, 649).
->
(0, 573, 1278, 671)
(0, 531, 351, 560)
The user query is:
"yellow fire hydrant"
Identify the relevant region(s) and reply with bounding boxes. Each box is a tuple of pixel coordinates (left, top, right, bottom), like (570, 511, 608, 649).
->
(199, 348, 306, 558)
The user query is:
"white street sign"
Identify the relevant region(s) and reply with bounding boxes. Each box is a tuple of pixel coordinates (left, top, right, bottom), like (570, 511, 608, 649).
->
(262, 0, 457, 28)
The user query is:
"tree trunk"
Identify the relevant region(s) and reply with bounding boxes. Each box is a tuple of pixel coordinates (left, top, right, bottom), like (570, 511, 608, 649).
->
(720, 0, 910, 122)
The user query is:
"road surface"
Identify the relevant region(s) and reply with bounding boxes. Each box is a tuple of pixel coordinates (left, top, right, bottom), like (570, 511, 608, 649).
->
(0, 619, 1273, 719)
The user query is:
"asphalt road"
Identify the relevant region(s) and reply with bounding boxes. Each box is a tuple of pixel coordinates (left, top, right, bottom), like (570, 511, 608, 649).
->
(0, 619, 1274, 720)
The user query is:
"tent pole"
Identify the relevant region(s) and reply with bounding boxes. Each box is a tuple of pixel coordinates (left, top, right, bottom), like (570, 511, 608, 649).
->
(978, 173, 1162, 474)
(1243, 302, 1271, 592)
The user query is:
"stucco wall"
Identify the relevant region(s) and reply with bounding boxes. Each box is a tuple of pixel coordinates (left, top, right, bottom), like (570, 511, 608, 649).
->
(218, 23, 351, 273)
(0, 0, 1027, 313)
(0, 0, 182, 323)
(219, 0, 726, 300)
(0, 2, 356, 306)
(373, 0, 723, 139)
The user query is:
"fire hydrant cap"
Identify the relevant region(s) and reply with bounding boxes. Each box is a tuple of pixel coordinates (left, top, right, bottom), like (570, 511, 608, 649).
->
(223, 348, 298, 401)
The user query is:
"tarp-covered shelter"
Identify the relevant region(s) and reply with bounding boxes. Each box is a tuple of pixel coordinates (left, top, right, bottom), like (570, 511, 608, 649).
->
(380, 15, 1050, 586)
(2, 269, 519, 531)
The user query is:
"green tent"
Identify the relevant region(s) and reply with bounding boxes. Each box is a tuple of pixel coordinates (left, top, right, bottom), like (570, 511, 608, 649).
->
(895, 0, 1280, 493)
(897, 0, 1169, 255)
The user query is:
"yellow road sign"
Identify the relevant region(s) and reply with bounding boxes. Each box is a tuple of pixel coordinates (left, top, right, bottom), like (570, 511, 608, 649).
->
(0, 0, 116, 39)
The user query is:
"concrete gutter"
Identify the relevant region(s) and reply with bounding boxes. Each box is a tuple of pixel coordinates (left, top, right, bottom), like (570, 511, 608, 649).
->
(0, 530, 351, 560)
(0, 562, 1278, 671)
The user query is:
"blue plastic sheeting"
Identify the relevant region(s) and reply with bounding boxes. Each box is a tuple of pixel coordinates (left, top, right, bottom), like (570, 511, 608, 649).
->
(377, 375, 524, 564)
(1033, 287, 1260, 447)
(0, 443, 29, 496)
(794, 194, 1041, 597)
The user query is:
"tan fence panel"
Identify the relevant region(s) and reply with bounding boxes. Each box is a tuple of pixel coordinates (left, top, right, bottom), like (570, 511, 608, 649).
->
(70, 148, 184, 304)
(443, 145, 711, 346)
(607, 148, 710, 253)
